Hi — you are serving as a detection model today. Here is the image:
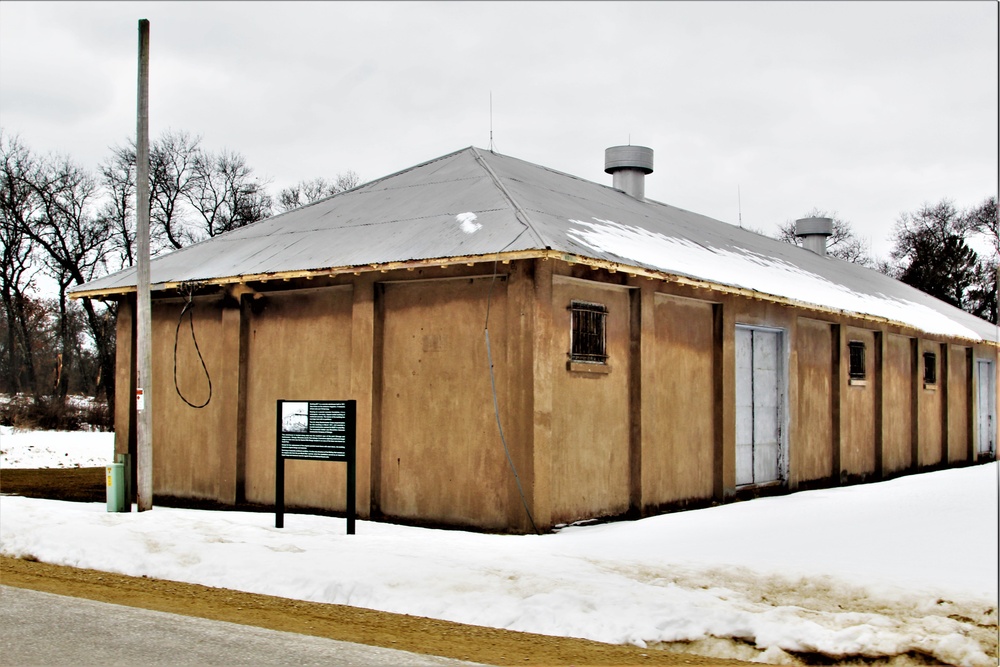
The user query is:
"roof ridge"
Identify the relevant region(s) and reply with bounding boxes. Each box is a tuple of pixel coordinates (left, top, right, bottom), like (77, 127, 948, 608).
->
(469, 147, 549, 249)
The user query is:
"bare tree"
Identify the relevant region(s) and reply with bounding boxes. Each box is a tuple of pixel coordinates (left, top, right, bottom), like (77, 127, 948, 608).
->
(964, 195, 998, 258)
(0, 130, 43, 395)
(889, 199, 981, 313)
(151, 130, 201, 249)
(276, 171, 360, 213)
(19, 150, 116, 407)
(100, 130, 204, 263)
(98, 143, 137, 270)
(776, 209, 876, 267)
(188, 148, 272, 238)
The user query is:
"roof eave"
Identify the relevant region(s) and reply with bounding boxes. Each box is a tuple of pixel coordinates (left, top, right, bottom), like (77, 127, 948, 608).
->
(70, 250, 998, 348)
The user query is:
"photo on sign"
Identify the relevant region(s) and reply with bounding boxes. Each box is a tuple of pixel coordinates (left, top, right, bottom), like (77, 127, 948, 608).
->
(281, 402, 309, 433)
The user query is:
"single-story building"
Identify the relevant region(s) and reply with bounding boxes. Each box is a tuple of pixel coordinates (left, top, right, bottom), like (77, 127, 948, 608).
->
(71, 145, 998, 533)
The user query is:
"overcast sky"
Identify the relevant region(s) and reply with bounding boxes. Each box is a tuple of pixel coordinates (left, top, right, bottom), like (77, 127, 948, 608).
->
(1, 1, 996, 258)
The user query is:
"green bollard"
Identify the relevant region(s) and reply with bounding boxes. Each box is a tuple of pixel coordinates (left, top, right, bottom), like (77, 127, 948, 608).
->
(106, 462, 125, 512)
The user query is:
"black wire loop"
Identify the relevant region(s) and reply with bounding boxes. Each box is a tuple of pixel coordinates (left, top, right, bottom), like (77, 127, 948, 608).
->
(173, 287, 213, 409)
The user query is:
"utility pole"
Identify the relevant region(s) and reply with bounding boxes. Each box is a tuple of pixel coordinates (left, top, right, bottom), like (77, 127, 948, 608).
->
(136, 19, 153, 511)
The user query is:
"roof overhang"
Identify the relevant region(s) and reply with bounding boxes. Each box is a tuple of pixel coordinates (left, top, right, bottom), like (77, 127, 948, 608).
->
(70, 250, 999, 348)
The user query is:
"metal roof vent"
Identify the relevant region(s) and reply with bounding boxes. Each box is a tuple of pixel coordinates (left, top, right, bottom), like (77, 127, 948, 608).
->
(794, 217, 834, 256)
(605, 145, 654, 201)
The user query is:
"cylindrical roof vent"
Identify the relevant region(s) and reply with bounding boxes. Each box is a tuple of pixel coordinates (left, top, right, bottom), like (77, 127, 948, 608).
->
(605, 145, 654, 201)
(794, 217, 834, 256)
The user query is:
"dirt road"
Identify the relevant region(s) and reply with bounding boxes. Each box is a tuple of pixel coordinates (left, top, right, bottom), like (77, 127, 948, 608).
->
(1, 468, 753, 666)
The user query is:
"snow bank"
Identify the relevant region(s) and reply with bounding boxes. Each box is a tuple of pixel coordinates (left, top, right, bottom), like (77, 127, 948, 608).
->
(2, 430, 997, 667)
(0, 426, 114, 469)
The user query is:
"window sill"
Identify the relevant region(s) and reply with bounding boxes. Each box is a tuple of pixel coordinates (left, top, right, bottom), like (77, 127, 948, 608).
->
(567, 361, 611, 375)
(848, 378, 867, 387)
(923, 383, 937, 391)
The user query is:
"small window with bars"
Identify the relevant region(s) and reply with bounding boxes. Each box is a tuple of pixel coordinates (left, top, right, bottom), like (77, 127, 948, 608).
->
(569, 301, 608, 364)
(923, 352, 937, 385)
(848, 341, 866, 380)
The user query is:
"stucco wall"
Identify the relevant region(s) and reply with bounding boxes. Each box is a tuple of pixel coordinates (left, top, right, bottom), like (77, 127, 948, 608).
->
(115, 256, 996, 533)
(842, 327, 877, 478)
(883, 334, 914, 474)
(917, 340, 945, 467)
(643, 293, 715, 506)
(113, 298, 135, 462)
(378, 277, 510, 529)
(794, 318, 834, 484)
(150, 297, 237, 500)
(547, 277, 631, 525)
(243, 288, 354, 508)
(947, 345, 970, 463)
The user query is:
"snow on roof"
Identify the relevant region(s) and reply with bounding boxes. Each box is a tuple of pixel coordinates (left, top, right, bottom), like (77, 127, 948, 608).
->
(71, 146, 997, 343)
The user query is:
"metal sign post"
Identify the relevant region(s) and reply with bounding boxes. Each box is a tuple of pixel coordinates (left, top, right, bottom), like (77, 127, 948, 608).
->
(275, 400, 356, 534)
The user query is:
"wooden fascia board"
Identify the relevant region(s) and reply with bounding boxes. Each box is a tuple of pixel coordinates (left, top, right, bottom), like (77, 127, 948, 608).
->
(68, 249, 999, 349)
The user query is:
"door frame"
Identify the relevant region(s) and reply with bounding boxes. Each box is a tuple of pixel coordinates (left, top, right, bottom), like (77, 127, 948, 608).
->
(976, 358, 996, 458)
(734, 324, 789, 487)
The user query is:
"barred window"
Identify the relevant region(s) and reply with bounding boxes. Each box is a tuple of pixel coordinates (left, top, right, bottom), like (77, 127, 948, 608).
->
(569, 301, 607, 363)
(848, 341, 866, 380)
(923, 352, 937, 385)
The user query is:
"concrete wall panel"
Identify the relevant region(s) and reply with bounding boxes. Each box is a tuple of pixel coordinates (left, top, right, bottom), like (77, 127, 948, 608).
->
(883, 335, 914, 474)
(915, 340, 946, 468)
(379, 278, 509, 529)
(150, 298, 236, 499)
(947, 345, 970, 463)
(918, 341, 944, 466)
(643, 294, 715, 506)
(243, 289, 354, 508)
(548, 279, 631, 525)
(842, 327, 876, 477)
(794, 318, 834, 483)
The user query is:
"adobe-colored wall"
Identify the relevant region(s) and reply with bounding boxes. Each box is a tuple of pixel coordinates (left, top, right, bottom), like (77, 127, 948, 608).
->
(917, 340, 944, 466)
(883, 334, 914, 474)
(115, 256, 997, 533)
(842, 327, 876, 477)
(794, 318, 834, 484)
(947, 345, 970, 463)
(378, 278, 511, 529)
(150, 297, 238, 499)
(643, 294, 715, 506)
(547, 277, 631, 525)
(113, 298, 135, 461)
(243, 288, 354, 508)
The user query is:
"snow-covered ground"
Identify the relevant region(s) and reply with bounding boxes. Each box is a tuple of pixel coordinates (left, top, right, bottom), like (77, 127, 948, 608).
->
(0, 425, 112, 468)
(1, 428, 997, 666)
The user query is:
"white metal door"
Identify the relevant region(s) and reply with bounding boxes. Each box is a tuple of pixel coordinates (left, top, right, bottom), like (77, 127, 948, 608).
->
(736, 327, 784, 486)
(977, 360, 995, 457)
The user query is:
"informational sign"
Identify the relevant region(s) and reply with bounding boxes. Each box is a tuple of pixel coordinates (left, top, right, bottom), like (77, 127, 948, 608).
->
(279, 400, 352, 460)
(275, 400, 356, 534)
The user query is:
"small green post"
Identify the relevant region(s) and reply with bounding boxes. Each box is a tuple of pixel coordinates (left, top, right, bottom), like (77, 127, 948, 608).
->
(106, 462, 126, 512)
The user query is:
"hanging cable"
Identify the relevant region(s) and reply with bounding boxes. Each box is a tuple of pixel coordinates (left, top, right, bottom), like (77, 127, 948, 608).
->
(173, 284, 213, 409)
(484, 245, 539, 534)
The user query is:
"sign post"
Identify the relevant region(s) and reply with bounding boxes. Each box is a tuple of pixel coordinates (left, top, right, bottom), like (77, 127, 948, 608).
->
(275, 400, 356, 534)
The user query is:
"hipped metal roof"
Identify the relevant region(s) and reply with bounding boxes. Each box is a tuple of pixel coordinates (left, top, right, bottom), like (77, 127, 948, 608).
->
(71, 146, 997, 343)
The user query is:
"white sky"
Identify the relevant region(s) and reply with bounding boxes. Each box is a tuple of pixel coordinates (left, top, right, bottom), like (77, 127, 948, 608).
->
(1, 1, 996, 259)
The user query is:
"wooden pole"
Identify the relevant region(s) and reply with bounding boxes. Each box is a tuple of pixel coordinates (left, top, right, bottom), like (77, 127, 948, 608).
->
(136, 19, 153, 511)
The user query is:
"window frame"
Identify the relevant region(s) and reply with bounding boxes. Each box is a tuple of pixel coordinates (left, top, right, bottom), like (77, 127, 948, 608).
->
(848, 340, 866, 381)
(923, 352, 937, 385)
(568, 300, 608, 365)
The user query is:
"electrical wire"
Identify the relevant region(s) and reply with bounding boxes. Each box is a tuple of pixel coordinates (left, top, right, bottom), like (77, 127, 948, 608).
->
(173, 287, 213, 409)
